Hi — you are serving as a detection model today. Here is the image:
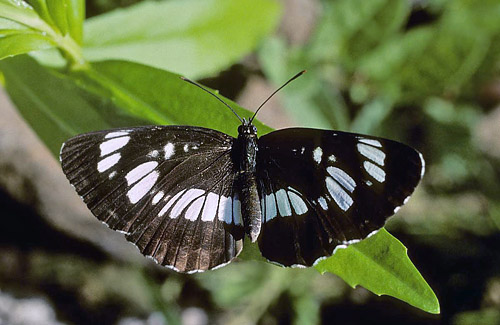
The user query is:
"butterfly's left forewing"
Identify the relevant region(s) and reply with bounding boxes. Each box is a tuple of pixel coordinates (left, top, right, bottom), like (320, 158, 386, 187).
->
(61, 126, 244, 273)
(256, 128, 424, 267)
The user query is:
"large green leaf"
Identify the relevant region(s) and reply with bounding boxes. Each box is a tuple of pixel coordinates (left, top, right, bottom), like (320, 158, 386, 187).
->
(83, 0, 281, 78)
(315, 229, 440, 314)
(0, 55, 110, 153)
(0, 55, 271, 156)
(82, 60, 273, 138)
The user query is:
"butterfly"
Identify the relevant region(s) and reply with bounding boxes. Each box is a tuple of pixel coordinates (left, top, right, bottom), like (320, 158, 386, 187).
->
(60, 71, 425, 273)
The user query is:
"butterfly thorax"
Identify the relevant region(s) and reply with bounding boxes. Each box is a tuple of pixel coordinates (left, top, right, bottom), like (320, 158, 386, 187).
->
(235, 122, 262, 242)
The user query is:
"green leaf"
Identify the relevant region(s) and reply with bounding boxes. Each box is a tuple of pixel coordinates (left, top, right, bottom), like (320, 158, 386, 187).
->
(314, 228, 440, 314)
(0, 17, 30, 33)
(66, 0, 83, 44)
(46, 0, 69, 35)
(42, 0, 83, 42)
(0, 55, 271, 156)
(84, 60, 272, 138)
(0, 55, 110, 155)
(0, 32, 53, 59)
(0, 1, 84, 65)
(26, 0, 56, 28)
(0, 1, 50, 31)
(83, 0, 281, 78)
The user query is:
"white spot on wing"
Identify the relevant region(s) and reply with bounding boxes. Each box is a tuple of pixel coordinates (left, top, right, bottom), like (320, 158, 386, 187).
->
(100, 136, 130, 157)
(287, 190, 308, 215)
(328, 154, 336, 162)
(332, 244, 348, 255)
(183, 144, 189, 152)
(159, 189, 186, 217)
(201, 192, 218, 221)
(171, 189, 205, 218)
(265, 193, 277, 221)
(164, 143, 175, 159)
(300, 147, 305, 154)
(341, 238, 361, 245)
(260, 197, 266, 222)
(97, 153, 121, 172)
(313, 256, 329, 266)
(394, 206, 401, 213)
(363, 161, 386, 182)
(419, 151, 426, 178)
(185, 196, 204, 221)
(359, 138, 382, 147)
(152, 191, 164, 205)
(218, 195, 232, 223)
(357, 143, 386, 166)
(275, 189, 292, 217)
(108, 171, 117, 179)
(318, 196, 328, 211)
(327, 167, 356, 193)
(233, 196, 242, 225)
(126, 161, 158, 185)
(105, 131, 129, 139)
(367, 229, 380, 238)
(148, 150, 159, 158)
(326, 176, 353, 211)
(313, 147, 323, 164)
(127, 171, 159, 204)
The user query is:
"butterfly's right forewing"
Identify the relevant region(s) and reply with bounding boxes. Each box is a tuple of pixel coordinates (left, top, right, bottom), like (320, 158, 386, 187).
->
(61, 126, 244, 273)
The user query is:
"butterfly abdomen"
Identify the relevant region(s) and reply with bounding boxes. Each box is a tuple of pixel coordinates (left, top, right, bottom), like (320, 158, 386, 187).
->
(238, 173, 261, 242)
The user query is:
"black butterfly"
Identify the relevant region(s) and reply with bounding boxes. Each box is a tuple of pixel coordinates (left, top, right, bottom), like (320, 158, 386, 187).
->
(60, 72, 424, 273)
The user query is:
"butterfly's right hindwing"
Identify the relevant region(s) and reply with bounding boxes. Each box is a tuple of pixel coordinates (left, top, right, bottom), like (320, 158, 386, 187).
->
(60, 126, 243, 273)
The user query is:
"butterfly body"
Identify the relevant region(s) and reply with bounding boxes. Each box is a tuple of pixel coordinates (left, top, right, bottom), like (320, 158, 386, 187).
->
(235, 121, 262, 242)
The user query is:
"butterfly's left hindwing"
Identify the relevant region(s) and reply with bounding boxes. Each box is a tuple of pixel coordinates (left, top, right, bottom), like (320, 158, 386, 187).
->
(256, 128, 424, 267)
(60, 126, 244, 273)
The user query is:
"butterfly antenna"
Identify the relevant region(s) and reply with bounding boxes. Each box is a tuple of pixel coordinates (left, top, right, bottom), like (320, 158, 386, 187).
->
(249, 70, 306, 123)
(180, 77, 244, 123)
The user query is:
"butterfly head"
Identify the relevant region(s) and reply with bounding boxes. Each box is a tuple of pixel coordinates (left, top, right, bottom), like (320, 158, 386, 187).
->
(238, 118, 258, 137)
